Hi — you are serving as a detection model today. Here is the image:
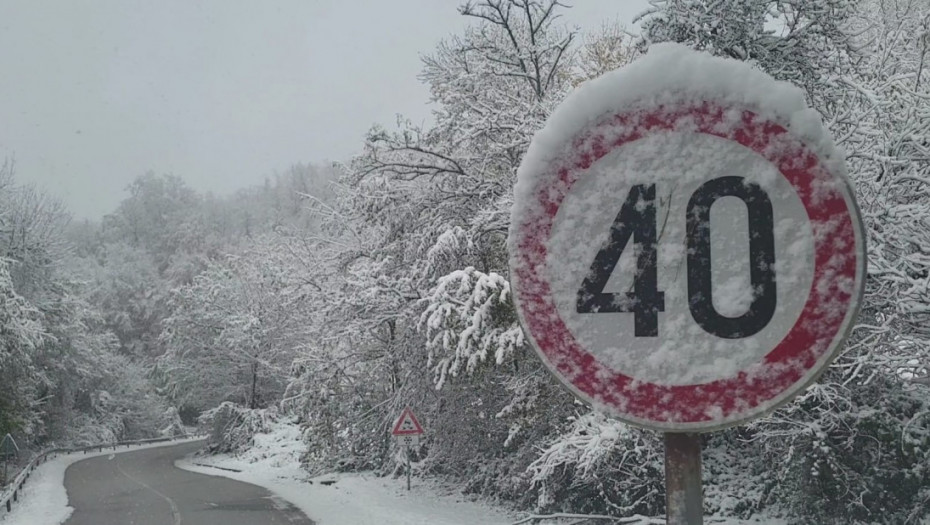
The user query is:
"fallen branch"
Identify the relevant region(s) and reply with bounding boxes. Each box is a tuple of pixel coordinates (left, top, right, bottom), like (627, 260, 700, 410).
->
(511, 513, 664, 525)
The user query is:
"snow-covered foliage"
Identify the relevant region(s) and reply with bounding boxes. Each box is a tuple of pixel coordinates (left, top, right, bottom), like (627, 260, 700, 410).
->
(0, 256, 45, 436)
(527, 412, 664, 516)
(199, 401, 281, 454)
(194, 411, 305, 470)
(159, 240, 306, 411)
(0, 162, 173, 451)
(420, 267, 524, 388)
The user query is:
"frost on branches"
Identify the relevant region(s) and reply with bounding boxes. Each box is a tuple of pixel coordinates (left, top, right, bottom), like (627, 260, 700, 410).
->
(159, 242, 306, 412)
(0, 163, 174, 452)
(528, 412, 664, 516)
(420, 267, 524, 389)
(0, 257, 45, 436)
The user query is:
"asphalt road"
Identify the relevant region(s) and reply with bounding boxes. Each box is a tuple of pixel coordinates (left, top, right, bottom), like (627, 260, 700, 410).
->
(63, 440, 313, 525)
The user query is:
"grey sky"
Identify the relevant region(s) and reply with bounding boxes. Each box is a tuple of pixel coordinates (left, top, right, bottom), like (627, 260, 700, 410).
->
(0, 1, 649, 220)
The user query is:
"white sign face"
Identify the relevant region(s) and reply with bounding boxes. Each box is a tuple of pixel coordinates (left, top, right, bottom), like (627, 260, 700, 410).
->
(508, 45, 866, 432)
(391, 407, 424, 436)
(395, 435, 420, 447)
(547, 131, 815, 386)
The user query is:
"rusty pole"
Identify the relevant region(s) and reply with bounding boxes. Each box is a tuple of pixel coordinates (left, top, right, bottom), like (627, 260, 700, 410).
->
(664, 432, 703, 525)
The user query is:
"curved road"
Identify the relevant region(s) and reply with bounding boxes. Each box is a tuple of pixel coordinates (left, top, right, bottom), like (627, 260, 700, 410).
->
(63, 440, 313, 525)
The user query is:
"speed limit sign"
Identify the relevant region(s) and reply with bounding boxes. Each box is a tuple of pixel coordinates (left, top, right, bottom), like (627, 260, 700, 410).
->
(509, 44, 866, 432)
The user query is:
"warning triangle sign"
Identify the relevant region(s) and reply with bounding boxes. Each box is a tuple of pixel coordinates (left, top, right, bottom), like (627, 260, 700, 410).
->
(391, 407, 424, 435)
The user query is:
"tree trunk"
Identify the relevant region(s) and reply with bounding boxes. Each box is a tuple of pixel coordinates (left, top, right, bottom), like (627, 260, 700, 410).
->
(249, 361, 258, 409)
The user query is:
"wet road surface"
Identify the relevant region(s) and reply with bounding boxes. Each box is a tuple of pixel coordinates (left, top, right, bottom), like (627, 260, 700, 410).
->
(63, 440, 313, 525)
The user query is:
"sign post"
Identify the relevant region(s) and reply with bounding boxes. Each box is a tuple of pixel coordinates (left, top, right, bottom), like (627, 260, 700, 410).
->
(1, 434, 19, 488)
(391, 407, 424, 491)
(665, 434, 703, 524)
(508, 44, 865, 524)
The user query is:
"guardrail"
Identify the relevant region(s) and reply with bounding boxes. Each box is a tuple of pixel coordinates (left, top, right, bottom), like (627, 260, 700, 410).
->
(0, 434, 201, 514)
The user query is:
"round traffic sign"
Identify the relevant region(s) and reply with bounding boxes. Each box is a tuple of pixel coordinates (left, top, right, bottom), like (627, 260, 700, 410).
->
(508, 44, 866, 431)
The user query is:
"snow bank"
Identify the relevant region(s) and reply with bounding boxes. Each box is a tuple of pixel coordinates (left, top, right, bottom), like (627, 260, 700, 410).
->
(179, 464, 517, 525)
(178, 419, 796, 524)
(0, 437, 203, 525)
(176, 419, 516, 525)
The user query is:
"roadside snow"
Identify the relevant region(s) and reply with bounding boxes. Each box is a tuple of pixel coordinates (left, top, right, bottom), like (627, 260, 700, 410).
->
(179, 458, 516, 525)
(180, 446, 791, 525)
(177, 418, 515, 524)
(176, 420, 789, 525)
(0, 437, 203, 525)
(179, 452, 792, 525)
(177, 422, 516, 525)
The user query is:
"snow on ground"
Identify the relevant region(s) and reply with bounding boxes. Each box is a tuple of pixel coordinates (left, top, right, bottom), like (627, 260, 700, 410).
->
(177, 419, 791, 525)
(0, 417, 794, 525)
(176, 419, 517, 525)
(0, 437, 203, 525)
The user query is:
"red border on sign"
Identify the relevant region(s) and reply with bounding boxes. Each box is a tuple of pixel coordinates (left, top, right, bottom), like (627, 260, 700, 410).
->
(512, 103, 858, 426)
(391, 407, 424, 435)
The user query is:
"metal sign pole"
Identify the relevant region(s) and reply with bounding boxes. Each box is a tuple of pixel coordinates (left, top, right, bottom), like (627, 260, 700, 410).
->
(664, 433, 703, 525)
(405, 445, 411, 491)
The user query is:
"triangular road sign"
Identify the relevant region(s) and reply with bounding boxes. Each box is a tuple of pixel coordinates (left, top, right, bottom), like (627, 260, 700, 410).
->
(1, 434, 19, 457)
(391, 407, 424, 435)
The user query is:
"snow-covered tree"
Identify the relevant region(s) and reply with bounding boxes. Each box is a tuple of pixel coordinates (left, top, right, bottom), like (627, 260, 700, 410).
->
(281, 0, 614, 498)
(0, 257, 46, 436)
(0, 162, 171, 446)
(159, 237, 309, 411)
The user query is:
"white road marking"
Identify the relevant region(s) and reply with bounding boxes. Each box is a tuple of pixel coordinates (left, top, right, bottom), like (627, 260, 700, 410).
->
(114, 461, 182, 525)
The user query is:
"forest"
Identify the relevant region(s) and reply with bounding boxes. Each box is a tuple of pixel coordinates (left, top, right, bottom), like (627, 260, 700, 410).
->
(1, 1, 929, 523)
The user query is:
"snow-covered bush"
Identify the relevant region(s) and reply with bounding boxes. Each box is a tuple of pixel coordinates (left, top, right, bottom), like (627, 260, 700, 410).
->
(527, 412, 664, 516)
(743, 367, 930, 523)
(64, 413, 120, 447)
(420, 267, 524, 389)
(59, 356, 177, 446)
(160, 407, 186, 437)
(199, 402, 279, 454)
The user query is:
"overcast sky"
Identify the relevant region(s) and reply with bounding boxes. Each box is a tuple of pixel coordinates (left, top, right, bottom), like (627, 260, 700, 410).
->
(0, 1, 649, 220)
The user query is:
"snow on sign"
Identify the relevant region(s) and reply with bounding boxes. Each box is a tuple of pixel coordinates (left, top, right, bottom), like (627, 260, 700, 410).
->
(508, 43, 866, 432)
(396, 435, 420, 447)
(391, 407, 424, 436)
